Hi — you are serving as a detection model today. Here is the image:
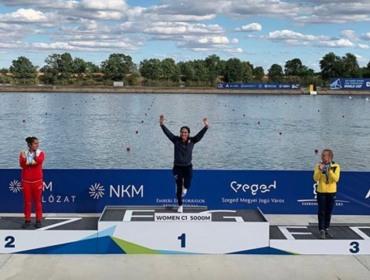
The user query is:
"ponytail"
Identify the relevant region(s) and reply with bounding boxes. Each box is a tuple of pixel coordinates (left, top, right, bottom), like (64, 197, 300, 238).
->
(25, 137, 38, 147)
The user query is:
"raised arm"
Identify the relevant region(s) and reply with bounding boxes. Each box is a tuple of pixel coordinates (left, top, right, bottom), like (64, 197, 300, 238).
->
(193, 118, 209, 143)
(313, 164, 322, 182)
(159, 115, 176, 143)
(33, 151, 45, 165)
(329, 164, 340, 183)
(19, 150, 27, 168)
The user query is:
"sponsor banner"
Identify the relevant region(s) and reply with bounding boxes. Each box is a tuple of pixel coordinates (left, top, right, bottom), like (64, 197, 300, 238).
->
(330, 78, 370, 90)
(216, 83, 300, 90)
(1, 169, 369, 214)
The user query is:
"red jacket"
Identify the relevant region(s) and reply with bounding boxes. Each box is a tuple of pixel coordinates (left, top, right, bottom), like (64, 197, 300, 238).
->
(19, 149, 45, 182)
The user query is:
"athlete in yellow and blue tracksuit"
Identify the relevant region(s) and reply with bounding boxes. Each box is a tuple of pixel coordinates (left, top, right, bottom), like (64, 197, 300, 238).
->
(313, 150, 340, 238)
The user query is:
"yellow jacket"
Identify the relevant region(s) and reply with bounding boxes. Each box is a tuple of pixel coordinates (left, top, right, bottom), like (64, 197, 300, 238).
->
(313, 162, 340, 193)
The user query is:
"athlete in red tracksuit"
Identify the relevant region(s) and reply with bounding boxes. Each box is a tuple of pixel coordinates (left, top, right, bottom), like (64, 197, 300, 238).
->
(19, 137, 45, 229)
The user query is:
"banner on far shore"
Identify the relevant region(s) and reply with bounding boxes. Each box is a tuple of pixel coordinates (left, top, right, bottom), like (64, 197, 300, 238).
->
(330, 78, 370, 90)
(216, 83, 300, 90)
(1, 169, 369, 215)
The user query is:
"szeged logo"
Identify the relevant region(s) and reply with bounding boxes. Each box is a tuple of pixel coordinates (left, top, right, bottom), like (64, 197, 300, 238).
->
(230, 180, 276, 195)
(9, 180, 22, 193)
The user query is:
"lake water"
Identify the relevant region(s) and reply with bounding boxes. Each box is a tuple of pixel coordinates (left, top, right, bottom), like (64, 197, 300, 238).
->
(0, 92, 369, 171)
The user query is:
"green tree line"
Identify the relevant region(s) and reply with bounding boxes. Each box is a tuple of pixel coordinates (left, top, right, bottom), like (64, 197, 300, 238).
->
(1, 52, 370, 87)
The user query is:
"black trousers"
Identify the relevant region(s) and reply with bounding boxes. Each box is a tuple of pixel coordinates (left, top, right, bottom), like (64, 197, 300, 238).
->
(172, 165, 193, 206)
(317, 192, 336, 231)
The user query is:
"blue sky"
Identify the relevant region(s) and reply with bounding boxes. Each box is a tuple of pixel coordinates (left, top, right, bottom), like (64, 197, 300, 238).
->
(0, 0, 370, 72)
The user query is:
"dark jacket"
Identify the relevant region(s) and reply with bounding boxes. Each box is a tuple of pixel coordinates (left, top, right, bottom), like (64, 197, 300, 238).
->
(161, 124, 208, 166)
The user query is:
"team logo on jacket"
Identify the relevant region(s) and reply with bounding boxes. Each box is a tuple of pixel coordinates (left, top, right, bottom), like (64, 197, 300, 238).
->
(9, 180, 22, 193)
(89, 183, 105, 199)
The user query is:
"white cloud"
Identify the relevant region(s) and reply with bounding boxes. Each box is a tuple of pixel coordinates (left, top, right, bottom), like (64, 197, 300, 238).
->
(221, 0, 302, 19)
(236, 23, 262, 32)
(190, 48, 212, 52)
(0, 8, 49, 23)
(93, 11, 122, 20)
(358, 44, 369, 49)
(354, 54, 368, 66)
(119, 22, 143, 33)
(197, 36, 229, 44)
(266, 30, 320, 41)
(69, 41, 138, 50)
(78, 19, 99, 30)
(317, 38, 354, 47)
(0, 22, 36, 43)
(141, 12, 216, 22)
(0, 42, 25, 49)
(0, 0, 368, 66)
(294, 2, 370, 23)
(265, 29, 357, 49)
(143, 22, 223, 35)
(81, 0, 128, 11)
(32, 40, 139, 52)
(223, 48, 243, 54)
(285, 40, 310, 46)
(175, 35, 241, 55)
(0, 0, 79, 9)
(360, 32, 370, 40)
(32, 42, 76, 50)
(340, 30, 356, 39)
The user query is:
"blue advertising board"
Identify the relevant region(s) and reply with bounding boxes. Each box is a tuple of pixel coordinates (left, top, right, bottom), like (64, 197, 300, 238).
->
(216, 83, 300, 90)
(1, 169, 369, 215)
(330, 78, 370, 90)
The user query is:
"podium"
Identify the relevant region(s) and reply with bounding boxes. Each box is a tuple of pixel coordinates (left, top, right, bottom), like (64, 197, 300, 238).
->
(1, 208, 369, 254)
(97, 206, 270, 254)
(0, 217, 98, 254)
(269, 225, 370, 255)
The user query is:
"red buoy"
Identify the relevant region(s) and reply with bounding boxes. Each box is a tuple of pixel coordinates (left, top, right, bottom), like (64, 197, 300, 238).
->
(126, 147, 131, 152)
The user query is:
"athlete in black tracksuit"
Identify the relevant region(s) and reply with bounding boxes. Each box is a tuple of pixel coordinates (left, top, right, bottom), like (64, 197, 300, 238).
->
(159, 115, 209, 212)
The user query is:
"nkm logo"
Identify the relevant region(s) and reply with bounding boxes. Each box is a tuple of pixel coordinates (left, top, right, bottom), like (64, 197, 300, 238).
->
(89, 183, 144, 199)
(9, 180, 22, 193)
(89, 183, 105, 199)
(9, 180, 53, 194)
(230, 180, 276, 195)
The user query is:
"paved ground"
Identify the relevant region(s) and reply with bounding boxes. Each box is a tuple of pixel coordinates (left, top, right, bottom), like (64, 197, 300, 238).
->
(0, 254, 369, 280)
(0, 214, 369, 280)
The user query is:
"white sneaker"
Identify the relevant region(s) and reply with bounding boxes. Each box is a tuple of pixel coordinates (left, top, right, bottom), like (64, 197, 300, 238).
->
(182, 187, 187, 197)
(177, 206, 183, 213)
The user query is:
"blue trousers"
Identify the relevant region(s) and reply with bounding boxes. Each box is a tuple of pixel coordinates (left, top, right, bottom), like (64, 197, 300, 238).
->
(172, 165, 193, 206)
(317, 192, 336, 231)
